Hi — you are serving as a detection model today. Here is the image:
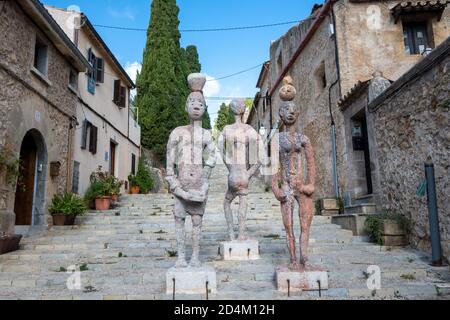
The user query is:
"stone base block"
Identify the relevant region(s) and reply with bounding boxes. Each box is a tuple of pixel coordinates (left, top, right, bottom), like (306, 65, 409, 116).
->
(276, 266, 328, 292)
(320, 198, 339, 211)
(166, 266, 217, 295)
(219, 240, 260, 261)
(382, 235, 408, 246)
(321, 210, 340, 216)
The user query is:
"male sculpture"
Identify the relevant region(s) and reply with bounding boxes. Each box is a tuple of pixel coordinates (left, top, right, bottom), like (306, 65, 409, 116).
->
(218, 100, 264, 241)
(272, 76, 316, 270)
(166, 73, 216, 268)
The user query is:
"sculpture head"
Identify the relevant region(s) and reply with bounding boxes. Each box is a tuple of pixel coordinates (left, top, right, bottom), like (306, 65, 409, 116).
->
(279, 101, 299, 126)
(229, 100, 246, 116)
(279, 75, 297, 102)
(186, 73, 207, 121)
(186, 92, 206, 121)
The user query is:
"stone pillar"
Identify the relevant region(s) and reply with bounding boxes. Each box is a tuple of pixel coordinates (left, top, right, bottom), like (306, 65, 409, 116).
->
(0, 181, 16, 235)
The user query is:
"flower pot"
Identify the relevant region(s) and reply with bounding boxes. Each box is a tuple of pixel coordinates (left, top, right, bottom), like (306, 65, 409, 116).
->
(130, 186, 140, 194)
(95, 197, 111, 211)
(0, 234, 22, 255)
(52, 213, 66, 226)
(111, 194, 119, 203)
(52, 214, 77, 226)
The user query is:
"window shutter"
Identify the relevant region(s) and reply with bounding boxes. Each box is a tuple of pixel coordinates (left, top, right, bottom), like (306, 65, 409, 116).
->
(81, 120, 87, 149)
(119, 86, 126, 108)
(89, 125, 98, 154)
(113, 80, 121, 104)
(131, 154, 136, 175)
(96, 58, 104, 83)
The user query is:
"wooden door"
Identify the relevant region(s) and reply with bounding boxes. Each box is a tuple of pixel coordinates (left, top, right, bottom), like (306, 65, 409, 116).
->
(110, 141, 116, 175)
(14, 134, 37, 225)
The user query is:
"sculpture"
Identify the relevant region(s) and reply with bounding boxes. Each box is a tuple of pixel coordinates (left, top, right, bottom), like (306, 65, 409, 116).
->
(166, 73, 216, 268)
(271, 76, 316, 270)
(218, 100, 264, 241)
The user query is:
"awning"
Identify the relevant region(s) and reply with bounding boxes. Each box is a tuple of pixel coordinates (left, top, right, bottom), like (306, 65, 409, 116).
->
(391, 1, 450, 23)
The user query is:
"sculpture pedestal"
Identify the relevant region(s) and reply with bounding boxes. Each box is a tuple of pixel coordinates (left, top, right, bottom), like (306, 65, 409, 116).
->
(276, 266, 328, 292)
(166, 266, 217, 295)
(219, 240, 260, 261)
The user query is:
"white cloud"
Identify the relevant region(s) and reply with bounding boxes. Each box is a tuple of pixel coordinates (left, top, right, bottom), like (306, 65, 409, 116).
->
(107, 7, 136, 21)
(125, 61, 142, 98)
(125, 61, 142, 83)
(203, 75, 220, 97)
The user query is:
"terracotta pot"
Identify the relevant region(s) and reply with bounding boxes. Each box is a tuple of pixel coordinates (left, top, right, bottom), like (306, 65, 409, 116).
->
(52, 214, 77, 226)
(52, 213, 66, 226)
(111, 194, 119, 202)
(95, 197, 111, 211)
(130, 186, 140, 194)
(0, 234, 22, 255)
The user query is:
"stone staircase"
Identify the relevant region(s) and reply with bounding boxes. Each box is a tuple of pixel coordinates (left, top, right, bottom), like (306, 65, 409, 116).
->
(0, 163, 449, 300)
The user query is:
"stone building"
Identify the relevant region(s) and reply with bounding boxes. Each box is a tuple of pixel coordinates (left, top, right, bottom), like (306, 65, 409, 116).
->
(247, 0, 449, 208)
(46, 6, 141, 196)
(369, 38, 449, 262)
(0, 0, 89, 234)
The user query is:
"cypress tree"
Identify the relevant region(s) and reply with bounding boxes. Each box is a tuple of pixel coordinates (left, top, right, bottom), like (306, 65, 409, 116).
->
(184, 45, 211, 129)
(136, 0, 189, 162)
(214, 103, 235, 133)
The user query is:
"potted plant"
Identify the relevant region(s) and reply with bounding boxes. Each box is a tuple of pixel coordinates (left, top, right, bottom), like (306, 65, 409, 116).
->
(84, 180, 112, 211)
(108, 176, 123, 203)
(49, 192, 87, 226)
(364, 211, 411, 246)
(134, 156, 155, 194)
(128, 175, 140, 194)
(0, 232, 22, 255)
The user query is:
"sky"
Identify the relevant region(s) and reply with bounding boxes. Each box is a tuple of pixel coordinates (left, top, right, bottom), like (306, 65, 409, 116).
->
(42, 0, 323, 123)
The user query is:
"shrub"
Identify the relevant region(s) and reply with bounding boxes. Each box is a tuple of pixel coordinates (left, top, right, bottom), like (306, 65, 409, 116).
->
(134, 156, 154, 194)
(49, 192, 87, 216)
(364, 211, 412, 245)
(85, 167, 123, 201)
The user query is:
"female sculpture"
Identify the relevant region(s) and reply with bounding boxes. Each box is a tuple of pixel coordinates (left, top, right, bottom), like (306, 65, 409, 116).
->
(272, 76, 316, 270)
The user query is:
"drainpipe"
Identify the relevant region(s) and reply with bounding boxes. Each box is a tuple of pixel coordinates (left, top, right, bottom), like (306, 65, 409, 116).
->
(329, 5, 342, 198)
(425, 158, 442, 266)
(66, 117, 75, 192)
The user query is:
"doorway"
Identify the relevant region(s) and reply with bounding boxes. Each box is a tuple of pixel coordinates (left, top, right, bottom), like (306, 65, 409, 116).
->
(109, 141, 117, 176)
(351, 110, 373, 195)
(14, 129, 47, 226)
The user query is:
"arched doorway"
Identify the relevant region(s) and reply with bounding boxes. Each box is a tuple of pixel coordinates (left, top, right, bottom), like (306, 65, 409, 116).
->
(14, 129, 47, 227)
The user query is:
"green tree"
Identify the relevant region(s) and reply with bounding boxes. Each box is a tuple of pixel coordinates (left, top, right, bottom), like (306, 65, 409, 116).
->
(183, 45, 211, 129)
(214, 103, 235, 133)
(136, 0, 189, 161)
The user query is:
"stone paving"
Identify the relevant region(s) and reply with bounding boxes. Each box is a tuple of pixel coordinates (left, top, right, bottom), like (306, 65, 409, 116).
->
(0, 163, 449, 300)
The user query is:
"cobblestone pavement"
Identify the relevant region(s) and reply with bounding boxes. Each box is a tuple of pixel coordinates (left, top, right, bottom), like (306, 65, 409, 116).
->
(0, 163, 449, 300)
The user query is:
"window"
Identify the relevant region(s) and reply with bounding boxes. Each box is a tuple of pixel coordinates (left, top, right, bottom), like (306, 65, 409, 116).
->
(81, 120, 98, 154)
(72, 161, 80, 194)
(113, 79, 127, 108)
(403, 22, 431, 55)
(87, 48, 105, 93)
(262, 96, 266, 114)
(314, 61, 327, 95)
(69, 69, 78, 90)
(34, 36, 48, 75)
(277, 53, 283, 73)
(131, 153, 136, 175)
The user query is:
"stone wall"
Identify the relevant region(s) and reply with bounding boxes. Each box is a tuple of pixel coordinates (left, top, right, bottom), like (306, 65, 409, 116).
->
(335, 0, 450, 95)
(370, 39, 450, 262)
(268, 14, 343, 199)
(0, 1, 78, 231)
